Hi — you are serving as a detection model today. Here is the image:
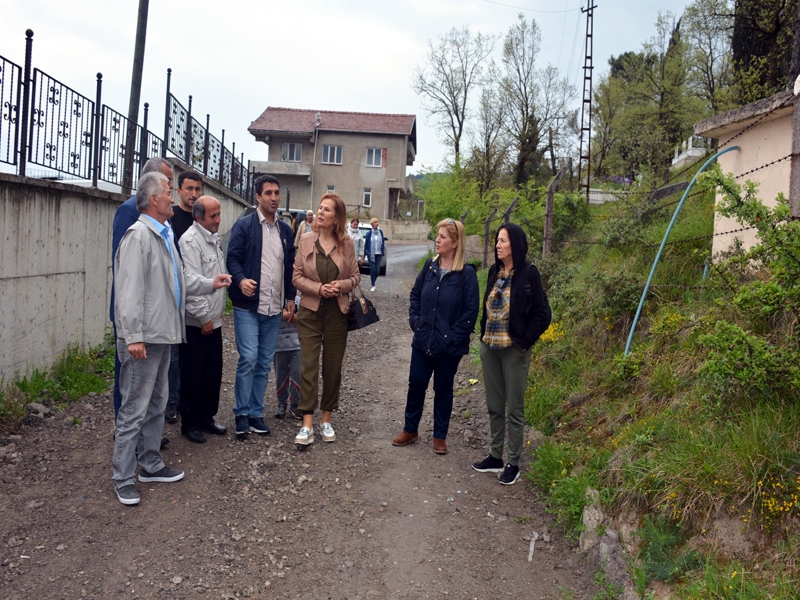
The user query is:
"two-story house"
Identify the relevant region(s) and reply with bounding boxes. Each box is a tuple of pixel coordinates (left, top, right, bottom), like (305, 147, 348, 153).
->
(247, 107, 417, 220)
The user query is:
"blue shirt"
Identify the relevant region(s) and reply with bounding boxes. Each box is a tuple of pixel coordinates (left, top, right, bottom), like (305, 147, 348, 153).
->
(142, 214, 181, 309)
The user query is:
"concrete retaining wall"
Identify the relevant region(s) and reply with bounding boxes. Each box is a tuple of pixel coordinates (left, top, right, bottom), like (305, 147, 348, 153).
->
(0, 167, 249, 381)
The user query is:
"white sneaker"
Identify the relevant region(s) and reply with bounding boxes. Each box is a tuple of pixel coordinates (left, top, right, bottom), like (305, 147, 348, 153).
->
(320, 422, 336, 443)
(369, 286, 376, 292)
(295, 426, 314, 445)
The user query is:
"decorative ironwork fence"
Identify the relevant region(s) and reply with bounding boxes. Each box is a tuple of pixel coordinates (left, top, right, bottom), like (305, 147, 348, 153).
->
(0, 54, 22, 166)
(27, 68, 95, 180)
(3, 30, 252, 201)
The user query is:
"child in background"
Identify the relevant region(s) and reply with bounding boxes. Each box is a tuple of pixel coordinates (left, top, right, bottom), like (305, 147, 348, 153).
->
(274, 295, 302, 420)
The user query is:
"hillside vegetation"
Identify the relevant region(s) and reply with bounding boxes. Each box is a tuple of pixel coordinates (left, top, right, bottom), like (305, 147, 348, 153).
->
(522, 166, 800, 598)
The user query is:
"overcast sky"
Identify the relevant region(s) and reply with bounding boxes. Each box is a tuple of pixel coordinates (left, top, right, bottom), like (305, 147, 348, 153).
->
(3, 0, 694, 175)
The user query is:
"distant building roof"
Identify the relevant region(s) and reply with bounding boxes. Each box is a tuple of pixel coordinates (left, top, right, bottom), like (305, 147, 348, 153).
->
(249, 107, 416, 144)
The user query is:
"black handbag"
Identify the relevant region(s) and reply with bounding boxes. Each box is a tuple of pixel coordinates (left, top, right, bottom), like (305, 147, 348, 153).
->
(347, 284, 380, 331)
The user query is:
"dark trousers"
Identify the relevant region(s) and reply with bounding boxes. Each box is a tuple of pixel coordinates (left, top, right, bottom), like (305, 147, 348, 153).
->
(403, 347, 463, 440)
(297, 301, 349, 414)
(113, 325, 122, 417)
(178, 326, 223, 432)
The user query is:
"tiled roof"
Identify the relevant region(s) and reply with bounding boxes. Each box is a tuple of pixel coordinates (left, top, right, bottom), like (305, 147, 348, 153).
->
(249, 107, 416, 138)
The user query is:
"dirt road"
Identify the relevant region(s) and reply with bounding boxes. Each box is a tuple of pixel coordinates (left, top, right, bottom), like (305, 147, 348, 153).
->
(0, 241, 597, 599)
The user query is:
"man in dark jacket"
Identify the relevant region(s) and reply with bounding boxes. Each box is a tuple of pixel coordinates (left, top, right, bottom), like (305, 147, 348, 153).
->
(226, 175, 296, 436)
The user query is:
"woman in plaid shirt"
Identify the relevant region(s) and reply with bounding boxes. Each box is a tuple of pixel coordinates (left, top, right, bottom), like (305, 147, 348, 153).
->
(472, 223, 551, 485)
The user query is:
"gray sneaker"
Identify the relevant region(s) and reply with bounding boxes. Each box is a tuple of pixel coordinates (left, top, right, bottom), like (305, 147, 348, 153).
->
(138, 466, 184, 483)
(287, 406, 303, 421)
(115, 484, 140, 506)
(275, 405, 287, 419)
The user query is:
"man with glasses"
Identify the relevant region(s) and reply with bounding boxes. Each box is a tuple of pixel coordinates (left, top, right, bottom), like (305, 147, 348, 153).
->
(227, 175, 297, 436)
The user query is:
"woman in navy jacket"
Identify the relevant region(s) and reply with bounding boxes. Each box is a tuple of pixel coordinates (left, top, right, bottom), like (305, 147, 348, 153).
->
(392, 219, 479, 455)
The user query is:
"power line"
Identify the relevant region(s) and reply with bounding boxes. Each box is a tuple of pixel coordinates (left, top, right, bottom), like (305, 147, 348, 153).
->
(482, 0, 582, 14)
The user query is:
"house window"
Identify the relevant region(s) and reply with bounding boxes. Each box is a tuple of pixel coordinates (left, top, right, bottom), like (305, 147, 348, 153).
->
(363, 187, 372, 207)
(366, 147, 384, 167)
(281, 142, 302, 162)
(326, 185, 335, 193)
(322, 145, 342, 165)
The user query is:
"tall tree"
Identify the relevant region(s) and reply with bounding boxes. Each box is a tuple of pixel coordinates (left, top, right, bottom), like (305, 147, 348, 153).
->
(501, 14, 576, 187)
(731, 0, 797, 102)
(464, 76, 510, 198)
(684, 0, 735, 114)
(412, 26, 497, 169)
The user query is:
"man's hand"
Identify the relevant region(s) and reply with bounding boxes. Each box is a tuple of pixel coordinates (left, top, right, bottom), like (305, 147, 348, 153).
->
(240, 278, 257, 297)
(127, 342, 146, 360)
(286, 300, 297, 324)
(200, 322, 214, 335)
(213, 274, 232, 289)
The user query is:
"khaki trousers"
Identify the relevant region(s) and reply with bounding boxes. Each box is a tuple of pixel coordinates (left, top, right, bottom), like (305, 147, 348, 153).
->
(297, 300, 349, 414)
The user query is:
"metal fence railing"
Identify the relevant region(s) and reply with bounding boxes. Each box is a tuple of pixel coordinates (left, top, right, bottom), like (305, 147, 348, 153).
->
(2, 29, 252, 201)
(0, 54, 22, 166)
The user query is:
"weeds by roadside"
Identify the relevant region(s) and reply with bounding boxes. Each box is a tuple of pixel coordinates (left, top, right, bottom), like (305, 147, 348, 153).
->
(0, 331, 114, 433)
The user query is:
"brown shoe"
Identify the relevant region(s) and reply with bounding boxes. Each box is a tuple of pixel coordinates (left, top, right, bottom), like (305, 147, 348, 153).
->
(433, 438, 448, 454)
(392, 431, 418, 446)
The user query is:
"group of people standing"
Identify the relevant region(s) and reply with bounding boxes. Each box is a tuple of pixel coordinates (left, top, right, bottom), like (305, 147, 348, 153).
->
(109, 158, 548, 505)
(393, 219, 550, 486)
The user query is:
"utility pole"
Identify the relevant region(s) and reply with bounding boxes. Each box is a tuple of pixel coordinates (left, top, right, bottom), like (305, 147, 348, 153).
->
(577, 1, 597, 204)
(789, 0, 800, 218)
(122, 0, 150, 194)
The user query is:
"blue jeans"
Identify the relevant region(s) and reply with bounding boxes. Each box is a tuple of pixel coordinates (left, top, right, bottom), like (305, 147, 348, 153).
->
(368, 254, 382, 287)
(403, 347, 463, 439)
(233, 309, 281, 418)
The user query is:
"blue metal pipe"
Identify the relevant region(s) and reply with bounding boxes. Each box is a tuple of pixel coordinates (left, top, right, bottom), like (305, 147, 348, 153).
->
(624, 146, 739, 357)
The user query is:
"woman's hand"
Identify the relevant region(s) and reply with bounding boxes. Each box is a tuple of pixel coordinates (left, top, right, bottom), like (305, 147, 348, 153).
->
(319, 283, 340, 298)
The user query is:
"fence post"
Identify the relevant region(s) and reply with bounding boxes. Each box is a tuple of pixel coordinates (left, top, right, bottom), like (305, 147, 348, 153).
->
(483, 208, 497, 268)
(504, 197, 519, 224)
(542, 167, 566, 259)
(185, 95, 192, 165)
(203, 114, 210, 175)
(19, 29, 33, 177)
(230, 141, 236, 186)
(138, 102, 149, 180)
(219, 129, 225, 183)
(460, 210, 469, 224)
(162, 68, 171, 157)
(92, 73, 103, 188)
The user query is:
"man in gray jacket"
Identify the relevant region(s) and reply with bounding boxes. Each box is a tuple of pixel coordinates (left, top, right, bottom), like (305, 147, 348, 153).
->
(113, 173, 231, 506)
(177, 196, 227, 444)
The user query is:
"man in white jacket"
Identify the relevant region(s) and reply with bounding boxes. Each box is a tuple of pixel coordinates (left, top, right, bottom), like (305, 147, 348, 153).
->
(177, 196, 228, 444)
(113, 173, 231, 506)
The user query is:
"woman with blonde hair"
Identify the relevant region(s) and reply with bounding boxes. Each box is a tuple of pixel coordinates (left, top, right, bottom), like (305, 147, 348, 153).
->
(392, 218, 479, 454)
(292, 193, 360, 445)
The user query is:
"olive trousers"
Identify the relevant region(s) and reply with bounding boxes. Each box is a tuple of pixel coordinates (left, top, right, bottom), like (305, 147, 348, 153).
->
(296, 299, 349, 414)
(479, 342, 533, 466)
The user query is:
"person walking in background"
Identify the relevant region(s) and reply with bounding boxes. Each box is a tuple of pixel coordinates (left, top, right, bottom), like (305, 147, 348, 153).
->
(113, 172, 231, 505)
(292, 193, 360, 446)
(273, 294, 302, 421)
(472, 223, 551, 485)
(227, 175, 296, 436)
(177, 196, 228, 444)
(346, 216, 365, 267)
(363, 217, 385, 292)
(392, 219, 478, 455)
(295, 210, 314, 247)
